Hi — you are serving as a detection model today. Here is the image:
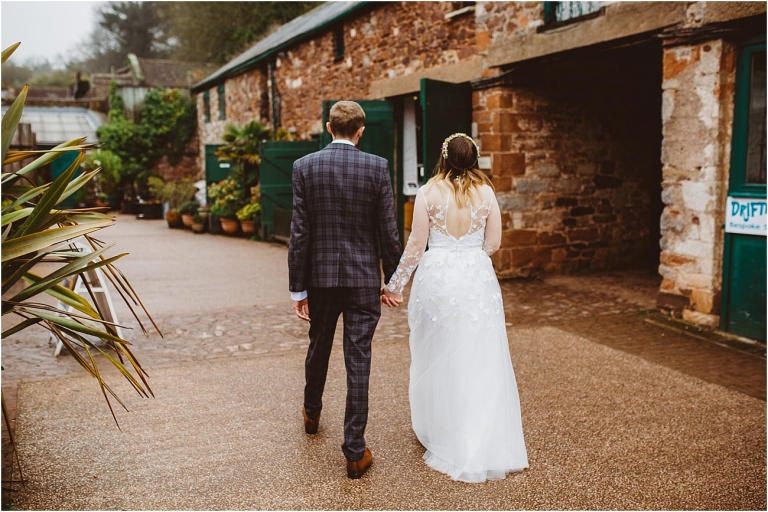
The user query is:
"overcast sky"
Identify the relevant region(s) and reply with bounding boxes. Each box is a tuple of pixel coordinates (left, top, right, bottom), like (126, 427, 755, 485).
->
(1, 1, 102, 65)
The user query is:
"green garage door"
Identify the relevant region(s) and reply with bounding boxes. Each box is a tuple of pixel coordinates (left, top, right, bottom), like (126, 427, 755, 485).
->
(259, 141, 318, 241)
(720, 38, 766, 342)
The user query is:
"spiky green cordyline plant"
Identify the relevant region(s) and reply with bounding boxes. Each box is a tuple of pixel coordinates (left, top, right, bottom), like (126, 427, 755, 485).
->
(1, 43, 161, 484)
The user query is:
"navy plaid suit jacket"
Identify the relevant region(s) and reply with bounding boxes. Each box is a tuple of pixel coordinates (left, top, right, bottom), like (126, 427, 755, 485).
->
(288, 143, 401, 291)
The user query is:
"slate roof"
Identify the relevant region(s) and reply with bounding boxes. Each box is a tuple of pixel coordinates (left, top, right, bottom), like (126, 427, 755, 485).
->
(0, 106, 105, 145)
(136, 57, 219, 88)
(192, 1, 366, 92)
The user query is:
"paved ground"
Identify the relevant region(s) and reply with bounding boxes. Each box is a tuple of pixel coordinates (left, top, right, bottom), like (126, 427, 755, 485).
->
(2, 214, 766, 509)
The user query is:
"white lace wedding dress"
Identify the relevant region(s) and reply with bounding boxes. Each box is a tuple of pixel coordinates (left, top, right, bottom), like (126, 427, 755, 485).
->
(387, 182, 529, 483)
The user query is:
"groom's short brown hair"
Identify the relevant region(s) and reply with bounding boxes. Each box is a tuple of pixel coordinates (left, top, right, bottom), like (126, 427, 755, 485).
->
(329, 101, 365, 138)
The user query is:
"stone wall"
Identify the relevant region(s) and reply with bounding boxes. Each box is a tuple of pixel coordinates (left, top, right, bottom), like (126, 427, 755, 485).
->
(155, 134, 202, 183)
(657, 39, 737, 327)
(476, 45, 664, 278)
(196, 63, 270, 167)
(196, 1, 480, 142)
(188, 1, 758, 334)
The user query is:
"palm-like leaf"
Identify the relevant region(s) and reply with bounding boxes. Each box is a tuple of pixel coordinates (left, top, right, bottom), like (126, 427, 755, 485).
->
(1, 42, 20, 64)
(2, 43, 161, 482)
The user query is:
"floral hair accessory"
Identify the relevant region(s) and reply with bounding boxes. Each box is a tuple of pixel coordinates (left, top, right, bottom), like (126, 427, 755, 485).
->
(441, 133, 480, 160)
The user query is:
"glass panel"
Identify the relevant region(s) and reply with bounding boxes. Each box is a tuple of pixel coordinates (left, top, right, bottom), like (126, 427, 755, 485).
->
(555, 1, 602, 22)
(745, 52, 766, 184)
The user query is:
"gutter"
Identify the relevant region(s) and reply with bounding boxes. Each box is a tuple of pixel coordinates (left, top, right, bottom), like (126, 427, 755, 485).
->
(191, 1, 370, 94)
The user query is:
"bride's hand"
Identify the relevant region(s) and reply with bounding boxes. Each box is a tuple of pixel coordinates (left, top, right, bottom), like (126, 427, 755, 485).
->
(381, 287, 403, 308)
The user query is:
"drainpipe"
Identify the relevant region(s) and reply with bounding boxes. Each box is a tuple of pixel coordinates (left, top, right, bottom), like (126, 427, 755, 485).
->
(269, 60, 278, 139)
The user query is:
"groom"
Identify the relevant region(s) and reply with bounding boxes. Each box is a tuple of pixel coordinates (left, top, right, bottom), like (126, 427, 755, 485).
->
(288, 101, 402, 479)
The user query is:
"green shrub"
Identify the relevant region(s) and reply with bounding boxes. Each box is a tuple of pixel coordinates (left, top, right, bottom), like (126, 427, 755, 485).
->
(236, 202, 261, 221)
(147, 176, 197, 210)
(178, 200, 199, 215)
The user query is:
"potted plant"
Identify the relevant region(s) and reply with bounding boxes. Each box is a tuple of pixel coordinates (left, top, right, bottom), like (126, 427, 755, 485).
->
(95, 192, 110, 208)
(236, 201, 261, 236)
(191, 213, 206, 233)
(178, 200, 199, 228)
(83, 149, 123, 210)
(147, 176, 197, 228)
(197, 204, 210, 223)
(210, 200, 240, 235)
(208, 178, 243, 235)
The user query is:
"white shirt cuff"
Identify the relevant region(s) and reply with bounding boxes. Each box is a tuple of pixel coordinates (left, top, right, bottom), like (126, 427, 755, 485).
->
(291, 290, 308, 301)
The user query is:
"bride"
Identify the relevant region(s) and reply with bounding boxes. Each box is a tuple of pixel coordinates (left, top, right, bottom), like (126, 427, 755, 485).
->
(382, 133, 529, 483)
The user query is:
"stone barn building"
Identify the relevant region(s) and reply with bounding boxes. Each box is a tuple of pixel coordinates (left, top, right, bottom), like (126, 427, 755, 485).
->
(192, 1, 766, 341)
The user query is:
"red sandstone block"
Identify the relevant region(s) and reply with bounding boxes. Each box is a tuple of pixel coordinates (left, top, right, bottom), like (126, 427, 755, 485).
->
(569, 228, 599, 242)
(511, 247, 551, 267)
(459, 47, 475, 59)
(496, 113, 543, 133)
(474, 110, 492, 123)
(476, 122, 493, 134)
(492, 176, 512, 192)
(482, 134, 503, 151)
(502, 229, 538, 246)
(491, 248, 511, 271)
(486, 91, 513, 110)
(476, 30, 490, 51)
(538, 232, 566, 245)
(500, 212, 513, 229)
(472, 91, 481, 108)
(660, 252, 696, 267)
(493, 152, 525, 176)
(510, 247, 535, 267)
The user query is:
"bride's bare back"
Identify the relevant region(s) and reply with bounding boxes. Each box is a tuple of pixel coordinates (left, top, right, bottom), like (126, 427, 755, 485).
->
(386, 181, 501, 294)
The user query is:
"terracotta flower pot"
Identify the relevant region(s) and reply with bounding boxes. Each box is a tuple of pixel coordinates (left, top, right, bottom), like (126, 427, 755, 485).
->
(240, 219, 257, 236)
(191, 222, 206, 233)
(166, 210, 183, 229)
(181, 214, 194, 228)
(220, 218, 240, 235)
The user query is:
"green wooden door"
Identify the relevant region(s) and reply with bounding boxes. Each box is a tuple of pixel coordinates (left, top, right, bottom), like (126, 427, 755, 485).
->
(321, 100, 394, 176)
(260, 140, 318, 240)
(420, 78, 472, 183)
(321, 99, 398, 240)
(51, 150, 80, 209)
(204, 144, 231, 202)
(720, 39, 766, 341)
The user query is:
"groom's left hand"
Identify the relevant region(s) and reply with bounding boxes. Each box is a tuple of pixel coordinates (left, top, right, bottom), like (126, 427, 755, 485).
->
(293, 298, 310, 321)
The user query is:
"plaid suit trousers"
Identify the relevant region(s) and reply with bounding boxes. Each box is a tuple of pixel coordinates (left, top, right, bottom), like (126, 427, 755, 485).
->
(304, 287, 380, 462)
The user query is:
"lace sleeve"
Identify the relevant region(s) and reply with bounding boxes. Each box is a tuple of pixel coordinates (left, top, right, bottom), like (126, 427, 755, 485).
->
(386, 189, 430, 294)
(482, 188, 502, 256)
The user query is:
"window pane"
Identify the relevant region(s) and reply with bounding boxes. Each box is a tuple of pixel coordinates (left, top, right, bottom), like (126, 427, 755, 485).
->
(555, 1, 602, 22)
(745, 52, 766, 184)
(218, 85, 226, 120)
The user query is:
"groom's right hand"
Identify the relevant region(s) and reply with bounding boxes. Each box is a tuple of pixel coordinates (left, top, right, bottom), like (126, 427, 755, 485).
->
(381, 288, 403, 308)
(293, 298, 310, 321)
